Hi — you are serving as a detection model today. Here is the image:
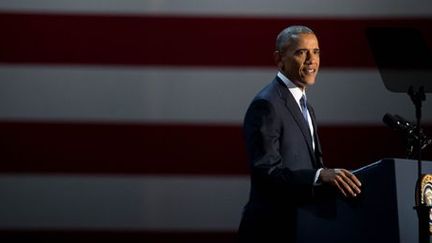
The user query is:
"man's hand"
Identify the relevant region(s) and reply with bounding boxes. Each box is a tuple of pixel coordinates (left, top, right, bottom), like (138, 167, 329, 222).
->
(319, 168, 362, 197)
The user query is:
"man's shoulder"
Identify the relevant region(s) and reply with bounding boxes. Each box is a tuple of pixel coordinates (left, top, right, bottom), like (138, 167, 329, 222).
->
(252, 78, 282, 102)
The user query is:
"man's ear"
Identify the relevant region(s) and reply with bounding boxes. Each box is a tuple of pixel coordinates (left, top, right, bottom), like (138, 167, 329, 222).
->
(273, 50, 282, 68)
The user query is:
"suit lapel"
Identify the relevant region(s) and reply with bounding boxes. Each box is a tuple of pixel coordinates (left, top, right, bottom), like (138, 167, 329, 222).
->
(308, 105, 324, 168)
(274, 78, 315, 162)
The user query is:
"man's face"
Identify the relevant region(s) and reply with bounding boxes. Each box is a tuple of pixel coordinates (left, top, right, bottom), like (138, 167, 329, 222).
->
(275, 33, 320, 90)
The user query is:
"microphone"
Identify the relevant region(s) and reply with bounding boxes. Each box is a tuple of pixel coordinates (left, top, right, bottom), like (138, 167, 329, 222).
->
(382, 113, 432, 156)
(382, 113, 415, 133)
(394, 114, 416, 129)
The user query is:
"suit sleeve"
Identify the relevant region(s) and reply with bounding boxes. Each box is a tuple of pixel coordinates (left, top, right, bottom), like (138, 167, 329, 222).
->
(244, 99, 317, 201)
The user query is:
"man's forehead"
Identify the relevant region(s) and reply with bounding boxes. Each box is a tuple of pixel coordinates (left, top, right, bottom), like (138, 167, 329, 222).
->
(284, 33, 319, 49)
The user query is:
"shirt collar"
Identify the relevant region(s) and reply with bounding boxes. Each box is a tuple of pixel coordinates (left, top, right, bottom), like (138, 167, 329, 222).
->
(277, 71, 306, 105)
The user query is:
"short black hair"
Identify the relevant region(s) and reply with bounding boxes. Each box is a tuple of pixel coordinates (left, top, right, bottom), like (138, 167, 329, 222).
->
(275, 26, 314, 51)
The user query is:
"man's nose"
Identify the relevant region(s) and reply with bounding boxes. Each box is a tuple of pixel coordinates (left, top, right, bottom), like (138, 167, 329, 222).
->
(305, 52, 317, 64)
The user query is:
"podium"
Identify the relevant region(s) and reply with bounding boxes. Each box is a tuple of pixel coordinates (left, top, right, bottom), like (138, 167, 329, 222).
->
(296, 158, 432, 243)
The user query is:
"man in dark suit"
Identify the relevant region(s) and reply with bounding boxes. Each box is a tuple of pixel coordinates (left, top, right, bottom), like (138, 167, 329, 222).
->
(238, 25, 362, 243)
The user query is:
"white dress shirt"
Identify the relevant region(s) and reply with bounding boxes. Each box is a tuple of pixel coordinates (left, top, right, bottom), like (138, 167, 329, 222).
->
(277, 71, 322, 184)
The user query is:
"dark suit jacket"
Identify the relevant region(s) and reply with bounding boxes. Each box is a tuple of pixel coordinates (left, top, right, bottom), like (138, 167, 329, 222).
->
(238, 76, 324, 243)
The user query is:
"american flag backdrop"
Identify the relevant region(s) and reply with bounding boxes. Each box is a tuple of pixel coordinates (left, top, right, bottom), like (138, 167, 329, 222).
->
(0, 0, 432, 242)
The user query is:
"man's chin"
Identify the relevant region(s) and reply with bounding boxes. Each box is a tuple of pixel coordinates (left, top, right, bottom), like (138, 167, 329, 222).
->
(292, 77, 316, 89)
(303, 78, 317, 87)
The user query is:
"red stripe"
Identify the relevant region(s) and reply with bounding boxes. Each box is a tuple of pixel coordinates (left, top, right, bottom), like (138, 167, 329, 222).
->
(1, 121, 431, 175)
(0, 230, 237, 243)
(0, 121, 248, 175)
(0, 12, 431, 68)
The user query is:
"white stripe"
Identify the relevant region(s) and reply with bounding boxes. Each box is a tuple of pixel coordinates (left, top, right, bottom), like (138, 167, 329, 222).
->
(0, 175, 249, 230)
(0, 0, 431, 17)
(1, 65, 430, 124)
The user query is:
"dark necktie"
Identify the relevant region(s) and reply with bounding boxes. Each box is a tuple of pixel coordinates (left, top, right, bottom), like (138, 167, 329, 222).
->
(300, 94, 309, 125)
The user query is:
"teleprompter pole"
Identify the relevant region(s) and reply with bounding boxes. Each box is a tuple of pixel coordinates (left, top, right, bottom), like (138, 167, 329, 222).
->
(409, 86, 430, 243)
